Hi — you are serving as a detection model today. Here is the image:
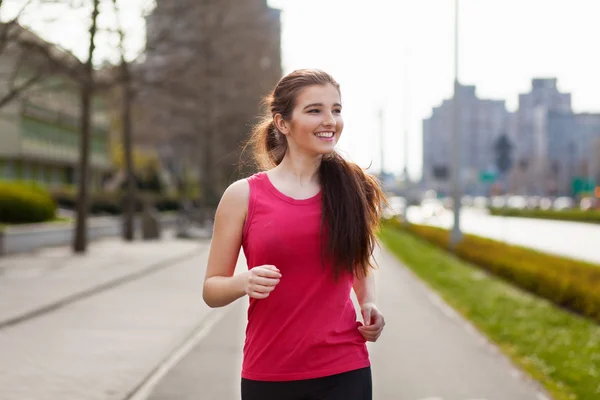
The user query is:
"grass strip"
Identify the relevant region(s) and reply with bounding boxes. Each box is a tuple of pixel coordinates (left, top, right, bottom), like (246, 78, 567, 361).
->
(379, 223, 600, 400)
(396, 220, 600, 323)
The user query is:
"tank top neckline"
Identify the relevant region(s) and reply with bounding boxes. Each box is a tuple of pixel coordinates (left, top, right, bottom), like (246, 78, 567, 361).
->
(259, 171, 322, 205)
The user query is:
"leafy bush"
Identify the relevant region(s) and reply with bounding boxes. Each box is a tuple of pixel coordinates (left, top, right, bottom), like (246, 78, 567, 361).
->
(0, 181, 57, 223)
(489, 207, 600, 224)
(50, 190, 183, 215)
(384, 218, 600, 323)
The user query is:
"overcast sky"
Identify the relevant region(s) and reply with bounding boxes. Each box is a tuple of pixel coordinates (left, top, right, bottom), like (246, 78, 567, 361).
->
(4, 0, 600, 178)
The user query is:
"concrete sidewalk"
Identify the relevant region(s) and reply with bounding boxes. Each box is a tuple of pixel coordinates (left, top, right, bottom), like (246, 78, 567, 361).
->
(0, 232, 204, 328)
(145, 245, 551, 400)
(0, 233, 220, 400)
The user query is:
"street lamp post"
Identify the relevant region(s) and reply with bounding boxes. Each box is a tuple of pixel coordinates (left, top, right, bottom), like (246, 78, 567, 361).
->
(450, 0, 463, 248)
(379, 108, 385, 178)
(402, 45, 410, 225)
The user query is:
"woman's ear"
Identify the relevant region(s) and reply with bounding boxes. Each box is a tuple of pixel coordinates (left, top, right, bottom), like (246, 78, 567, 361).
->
(274, 114, 290, 136)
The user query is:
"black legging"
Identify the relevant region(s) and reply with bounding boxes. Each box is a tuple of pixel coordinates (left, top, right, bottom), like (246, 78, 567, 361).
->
(241, 367, 372, 400)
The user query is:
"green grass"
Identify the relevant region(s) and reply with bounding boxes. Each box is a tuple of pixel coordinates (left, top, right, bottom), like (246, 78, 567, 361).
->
(379, 224, 600, 400)
(489, 208, 600, 224)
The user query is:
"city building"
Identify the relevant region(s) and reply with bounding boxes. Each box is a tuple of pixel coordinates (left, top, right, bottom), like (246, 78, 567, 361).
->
(594, 137, 600, 187)
(0, 24, 111, 189)
(422, 77, 598, 197)
(511, 78, 572, 195)
(422, 84, 508, 196)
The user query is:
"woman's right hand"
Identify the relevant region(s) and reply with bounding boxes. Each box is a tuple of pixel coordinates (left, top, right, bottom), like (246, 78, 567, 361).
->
(244, 265, 281, 299)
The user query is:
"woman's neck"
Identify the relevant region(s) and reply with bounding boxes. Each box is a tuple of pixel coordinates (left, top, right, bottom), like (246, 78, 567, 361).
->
(274, 151, 323, 187)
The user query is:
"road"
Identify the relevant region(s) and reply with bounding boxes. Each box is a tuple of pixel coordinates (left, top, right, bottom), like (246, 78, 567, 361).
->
(407, 206, 600, 265)
(144, 246, 549, 400)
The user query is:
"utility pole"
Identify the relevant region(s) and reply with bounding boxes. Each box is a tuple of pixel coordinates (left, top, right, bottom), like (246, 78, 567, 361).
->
(379, 108, 385, 178)
(450, 0, 463, 248)
(402, 47, 410, 225)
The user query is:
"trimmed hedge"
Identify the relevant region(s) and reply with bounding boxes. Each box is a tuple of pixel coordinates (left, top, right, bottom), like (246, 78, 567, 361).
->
(384, 218, 600, 323)
(489, 207, 600, 224)
(0, 181, 57, 224)
(50, 188, 186, 215)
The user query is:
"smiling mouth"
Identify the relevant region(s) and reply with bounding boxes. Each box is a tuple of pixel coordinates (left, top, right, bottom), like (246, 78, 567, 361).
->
(315, 131, 334, 139)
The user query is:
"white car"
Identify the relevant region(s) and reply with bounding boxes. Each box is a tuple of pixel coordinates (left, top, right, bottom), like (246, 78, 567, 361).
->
(421, 199, 444, 218)
(553, 197, 574, 210)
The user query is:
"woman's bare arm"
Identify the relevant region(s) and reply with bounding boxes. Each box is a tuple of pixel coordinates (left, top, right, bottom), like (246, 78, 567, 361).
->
(202, 179, 250, 308)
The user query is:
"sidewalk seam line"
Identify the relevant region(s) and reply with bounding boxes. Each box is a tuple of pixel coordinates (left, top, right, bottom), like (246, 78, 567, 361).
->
(0, 248, 203, 330)
(124, 305, 233, 400)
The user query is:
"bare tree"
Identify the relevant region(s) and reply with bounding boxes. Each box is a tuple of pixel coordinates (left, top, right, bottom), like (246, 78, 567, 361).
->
(73, 0, 100, 253)
(0, 1, 82, 108)
(106, 0, 136, 241)
(136, 0, 281, 210)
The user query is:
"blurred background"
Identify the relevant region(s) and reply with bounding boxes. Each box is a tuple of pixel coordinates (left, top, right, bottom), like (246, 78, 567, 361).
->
(0, 1, 599, 400)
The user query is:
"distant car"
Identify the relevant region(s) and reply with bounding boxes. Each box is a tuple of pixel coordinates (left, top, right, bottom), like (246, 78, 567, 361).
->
(507, 196, 527, 209)
(442, 197, 454, 209)
(473, 196, 489, 209)
(491, 196, 507, 208)
(526, 196, 541, 209)
(421, 199, 444, 218)
(461, 195, 474, 207)
(553, 197, 574, 210)
(539, 197, 553, 210)
(580, 197, 595, 210)
(386, 196, 406, 216)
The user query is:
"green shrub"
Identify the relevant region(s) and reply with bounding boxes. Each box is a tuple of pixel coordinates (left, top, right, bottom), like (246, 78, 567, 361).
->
(384, 218, 600, 323)
(0, 181, 57, 223)
(50, 189, 184, 215)
(489, 207, 600, 224)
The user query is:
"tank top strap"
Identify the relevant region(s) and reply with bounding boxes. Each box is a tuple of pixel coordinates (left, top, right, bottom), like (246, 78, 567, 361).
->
(243, 171, 269, 238)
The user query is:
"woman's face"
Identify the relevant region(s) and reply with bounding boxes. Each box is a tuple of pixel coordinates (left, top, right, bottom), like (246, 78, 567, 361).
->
(278, 83, 343, 156)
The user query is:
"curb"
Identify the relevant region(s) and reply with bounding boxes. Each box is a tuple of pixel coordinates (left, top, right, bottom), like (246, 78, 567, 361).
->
(0, 248, 203, 330)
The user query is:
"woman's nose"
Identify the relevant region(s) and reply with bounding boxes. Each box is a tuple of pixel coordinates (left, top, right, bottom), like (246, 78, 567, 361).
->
(322, 112, 336, 127)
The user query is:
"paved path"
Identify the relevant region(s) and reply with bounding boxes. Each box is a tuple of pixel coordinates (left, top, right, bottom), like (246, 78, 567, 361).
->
(0, 231, 202, 328)
(0, 234, 213, 400)
(144, 246, 550, 400)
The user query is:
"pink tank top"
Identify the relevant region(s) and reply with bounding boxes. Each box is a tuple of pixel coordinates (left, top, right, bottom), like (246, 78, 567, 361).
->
(241, 171, 370, 381)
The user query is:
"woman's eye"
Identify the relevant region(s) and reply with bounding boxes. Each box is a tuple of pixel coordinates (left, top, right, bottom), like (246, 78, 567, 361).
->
(308, 109, 319, 113)
(333, 109, 342, 114)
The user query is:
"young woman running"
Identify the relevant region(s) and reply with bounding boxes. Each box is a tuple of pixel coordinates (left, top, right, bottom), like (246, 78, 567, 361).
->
(202, 69, 386, 400)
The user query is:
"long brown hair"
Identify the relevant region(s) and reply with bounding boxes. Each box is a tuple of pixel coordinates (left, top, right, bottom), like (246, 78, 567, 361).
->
(245, 69, 386, 278)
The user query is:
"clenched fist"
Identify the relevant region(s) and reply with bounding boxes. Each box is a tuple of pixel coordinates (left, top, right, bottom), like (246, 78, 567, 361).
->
(244, 265, 281, 299)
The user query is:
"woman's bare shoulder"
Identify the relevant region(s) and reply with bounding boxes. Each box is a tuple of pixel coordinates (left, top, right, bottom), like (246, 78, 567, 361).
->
(218, 178, 250, 212)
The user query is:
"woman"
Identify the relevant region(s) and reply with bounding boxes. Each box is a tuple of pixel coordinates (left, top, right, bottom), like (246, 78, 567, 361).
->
(202, 69, 386, 400)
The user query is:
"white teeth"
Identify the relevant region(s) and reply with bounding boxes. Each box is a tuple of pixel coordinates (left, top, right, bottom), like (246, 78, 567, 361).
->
(315, 132, 334, 138)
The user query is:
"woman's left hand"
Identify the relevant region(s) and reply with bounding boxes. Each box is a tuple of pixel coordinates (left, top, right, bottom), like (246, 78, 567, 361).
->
(358, 302, 385, 342)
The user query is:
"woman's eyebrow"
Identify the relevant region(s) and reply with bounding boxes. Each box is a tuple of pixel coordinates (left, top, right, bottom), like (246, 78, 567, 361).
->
(302, 102, 342, 110)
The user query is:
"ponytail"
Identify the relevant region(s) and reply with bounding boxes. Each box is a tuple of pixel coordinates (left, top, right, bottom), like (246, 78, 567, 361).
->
(244, 115, 288, 171)
(320, 153, 385, 279)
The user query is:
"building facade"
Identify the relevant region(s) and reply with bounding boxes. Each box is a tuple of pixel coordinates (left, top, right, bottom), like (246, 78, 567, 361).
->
(422, 78, 599, 197)
(510, 78, 573, 195)
(422, 84, 508, 196)
(0, 25, 111, 190)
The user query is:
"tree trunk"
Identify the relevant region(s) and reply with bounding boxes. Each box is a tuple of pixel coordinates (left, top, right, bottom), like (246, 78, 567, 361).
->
(73, 0, 100, 253)
(122, 64, 136, 241)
